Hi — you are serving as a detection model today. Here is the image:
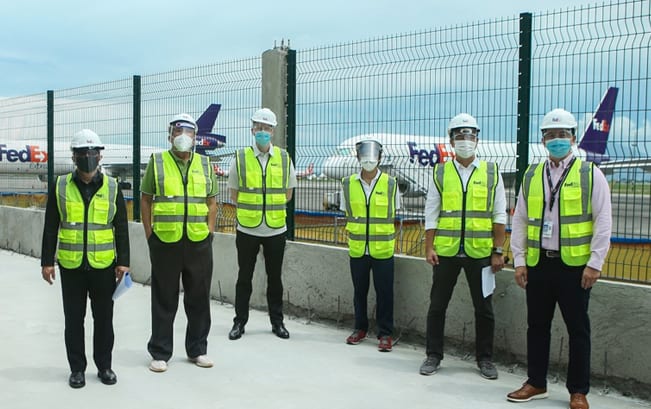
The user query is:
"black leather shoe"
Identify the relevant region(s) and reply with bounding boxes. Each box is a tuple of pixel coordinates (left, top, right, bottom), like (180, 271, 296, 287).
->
(272, 323, 290, 339)
(229, 322, 245, 340)
(68, 371, 85, 388)
(97, 368, 117, 385)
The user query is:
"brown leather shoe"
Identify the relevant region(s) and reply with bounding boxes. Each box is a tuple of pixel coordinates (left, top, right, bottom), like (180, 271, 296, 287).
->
(507, 383, 548, 402)
(569, 393, 589, 409)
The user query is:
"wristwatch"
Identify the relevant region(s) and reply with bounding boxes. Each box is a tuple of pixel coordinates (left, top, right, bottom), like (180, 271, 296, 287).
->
(492, 247, 504, 255)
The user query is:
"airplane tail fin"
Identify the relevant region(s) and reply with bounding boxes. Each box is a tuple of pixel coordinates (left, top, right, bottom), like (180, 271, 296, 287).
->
(196, 104, 221, 133)
(578, 87, 618, 161)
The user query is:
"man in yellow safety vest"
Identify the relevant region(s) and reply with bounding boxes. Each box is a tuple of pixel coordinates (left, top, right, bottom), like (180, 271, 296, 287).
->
(340, 138, 400, 352)
(420, 113, 506, 380)
(41, 129, 130, 388)
(507, 108, 612, 409)
(141, 112, 218, 373)
(227, 108, 297, 341)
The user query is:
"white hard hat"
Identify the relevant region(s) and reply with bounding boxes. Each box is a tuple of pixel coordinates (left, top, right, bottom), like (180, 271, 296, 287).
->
(70, 129, 104, 151)
(169, 113, 197, 129)
(251, 108, 278, 127)
(447, 113, 480, 136)
(540, 108, 577, 132)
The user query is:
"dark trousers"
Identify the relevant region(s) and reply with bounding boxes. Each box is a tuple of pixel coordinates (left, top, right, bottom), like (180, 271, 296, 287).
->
(425, 255, 494, 361)
(526, 255, 591, 395)
(349, 255, 394, 337)
(234, 230, 286, 326)
(60, 266, 116, 372)
(147, 234, 213, 361)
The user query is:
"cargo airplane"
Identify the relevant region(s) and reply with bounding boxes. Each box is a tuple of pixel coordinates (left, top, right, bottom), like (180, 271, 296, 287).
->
(0, 104, 227, 186)
(322, 87, 638, 198)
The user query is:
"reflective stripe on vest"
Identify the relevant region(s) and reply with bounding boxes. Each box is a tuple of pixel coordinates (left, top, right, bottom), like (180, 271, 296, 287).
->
(56, 173, 117, 269)
(433, 161, 496, 258)
(236, 146, 290, 228)
(343, 173, 397, 259)
(523, 159, 593, 266)
(152, 151, 212, 243)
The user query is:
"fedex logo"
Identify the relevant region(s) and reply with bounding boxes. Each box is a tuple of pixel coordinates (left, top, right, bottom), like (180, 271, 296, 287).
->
(0, 144, 48, 163)
(592, 118, 610, 132)
(408, 142, 453, 167)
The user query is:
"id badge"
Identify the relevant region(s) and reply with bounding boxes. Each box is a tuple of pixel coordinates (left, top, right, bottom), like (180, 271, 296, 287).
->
(542, 220, 553, 238)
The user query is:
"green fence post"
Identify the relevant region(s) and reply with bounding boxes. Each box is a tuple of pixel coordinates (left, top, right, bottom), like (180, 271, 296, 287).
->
(516, 12, 533, 196)
(286, 48, 297, 240)
(132, 75, 141, 221)
(47, 90, 54, 190)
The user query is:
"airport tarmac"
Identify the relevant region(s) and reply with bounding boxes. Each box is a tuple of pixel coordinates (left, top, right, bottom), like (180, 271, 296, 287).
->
(1, 176, 649, 239)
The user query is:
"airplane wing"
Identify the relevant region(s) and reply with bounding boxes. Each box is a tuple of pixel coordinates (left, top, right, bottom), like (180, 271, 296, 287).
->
(597, 158, 651, 175)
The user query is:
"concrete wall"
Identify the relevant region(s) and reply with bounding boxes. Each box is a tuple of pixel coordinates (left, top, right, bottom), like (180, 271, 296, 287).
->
(2, 205, 650, 388)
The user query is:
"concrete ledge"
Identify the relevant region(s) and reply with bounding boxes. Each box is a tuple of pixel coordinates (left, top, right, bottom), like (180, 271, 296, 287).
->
(3, 205, 650, 390)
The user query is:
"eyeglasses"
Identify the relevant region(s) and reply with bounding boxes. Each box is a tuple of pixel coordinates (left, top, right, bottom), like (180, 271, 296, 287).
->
(451, 128, 478, 141)
(252, 123, 274, 132)
(542, 129, 573, 140)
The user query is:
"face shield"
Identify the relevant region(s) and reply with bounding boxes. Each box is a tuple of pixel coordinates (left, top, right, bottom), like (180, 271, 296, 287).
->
(356, 140, 382, 162)
(170, 121, 197, 136)
(356, 140, 382, 172)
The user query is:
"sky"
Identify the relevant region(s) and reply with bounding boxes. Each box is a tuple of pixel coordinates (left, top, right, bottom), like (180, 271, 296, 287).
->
(1, 0, 601, 97)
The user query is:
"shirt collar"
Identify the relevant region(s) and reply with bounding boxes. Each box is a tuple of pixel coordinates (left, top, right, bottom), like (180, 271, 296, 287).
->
(73, 170, 103, 185)
(453, 156, 481, 170)
(356, 169, 382, 185)
(546, 152, 575, 169)
(253, 143, 274, 157)
(168, 149, 194, 163)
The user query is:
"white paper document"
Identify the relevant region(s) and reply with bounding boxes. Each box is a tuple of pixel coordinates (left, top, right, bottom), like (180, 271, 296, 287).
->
(112, 272, 133, 301)
(481, 266, 495, 298)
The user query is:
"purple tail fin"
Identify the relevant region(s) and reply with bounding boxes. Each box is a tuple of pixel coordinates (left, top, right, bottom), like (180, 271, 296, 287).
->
(579, 87, 618, 160)
(196, 104, 221, 133)
(194, 104, 226, 155)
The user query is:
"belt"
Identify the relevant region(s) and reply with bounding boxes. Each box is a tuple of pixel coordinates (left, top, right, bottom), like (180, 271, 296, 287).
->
(542, 249, 561, 258)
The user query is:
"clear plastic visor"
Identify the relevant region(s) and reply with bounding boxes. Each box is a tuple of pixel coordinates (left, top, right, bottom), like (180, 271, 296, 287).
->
(356, 141, 381, 161)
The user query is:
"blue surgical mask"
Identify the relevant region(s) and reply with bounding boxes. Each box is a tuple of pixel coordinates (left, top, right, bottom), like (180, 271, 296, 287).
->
(255, 131, 271, 147)
(545, 138, 572, 159)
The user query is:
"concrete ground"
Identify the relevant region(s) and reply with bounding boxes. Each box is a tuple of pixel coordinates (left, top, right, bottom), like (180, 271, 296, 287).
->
(0, 249, 648, 409)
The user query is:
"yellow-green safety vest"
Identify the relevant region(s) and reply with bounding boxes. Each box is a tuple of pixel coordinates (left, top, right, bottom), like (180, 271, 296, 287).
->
(523, 159, 593, 266)
(152, 151, 213, 243)
(236, 146, 290, 229)
(343, 173, 397, 259)
(56, 173, 118, 269)
(433, 160, 497, 259)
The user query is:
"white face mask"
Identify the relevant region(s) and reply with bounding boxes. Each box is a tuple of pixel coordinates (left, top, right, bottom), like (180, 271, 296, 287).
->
(360, 159, 378, 172)
(454, 140, 476, 159)
(173, 132, 194, 152)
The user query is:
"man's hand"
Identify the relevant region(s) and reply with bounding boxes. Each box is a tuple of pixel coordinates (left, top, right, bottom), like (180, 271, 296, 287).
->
(491, 254, 504, 273)
(514, 266, 528, 289)
(114, 265, 129, 283)
(42, 266, 56, 285)
(425, 248, 439, 266)
(581, 266, 600, 289)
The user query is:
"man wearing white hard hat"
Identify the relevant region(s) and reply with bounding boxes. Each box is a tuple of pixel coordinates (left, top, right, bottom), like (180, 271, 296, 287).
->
(507, 109, 612, 409)
(227, 108, 297, 340)
(420, 113, 506, 380)
(141, 112, 218, 372)
(339, 138, 400, 352)
(41, 129, 130, 388)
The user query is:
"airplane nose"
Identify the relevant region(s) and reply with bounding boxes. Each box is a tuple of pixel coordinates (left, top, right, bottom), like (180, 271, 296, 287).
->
(323, 156, 340, 179)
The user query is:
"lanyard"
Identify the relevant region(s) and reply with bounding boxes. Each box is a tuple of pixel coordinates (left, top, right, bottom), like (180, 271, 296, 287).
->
(545, 157, 576, 212)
